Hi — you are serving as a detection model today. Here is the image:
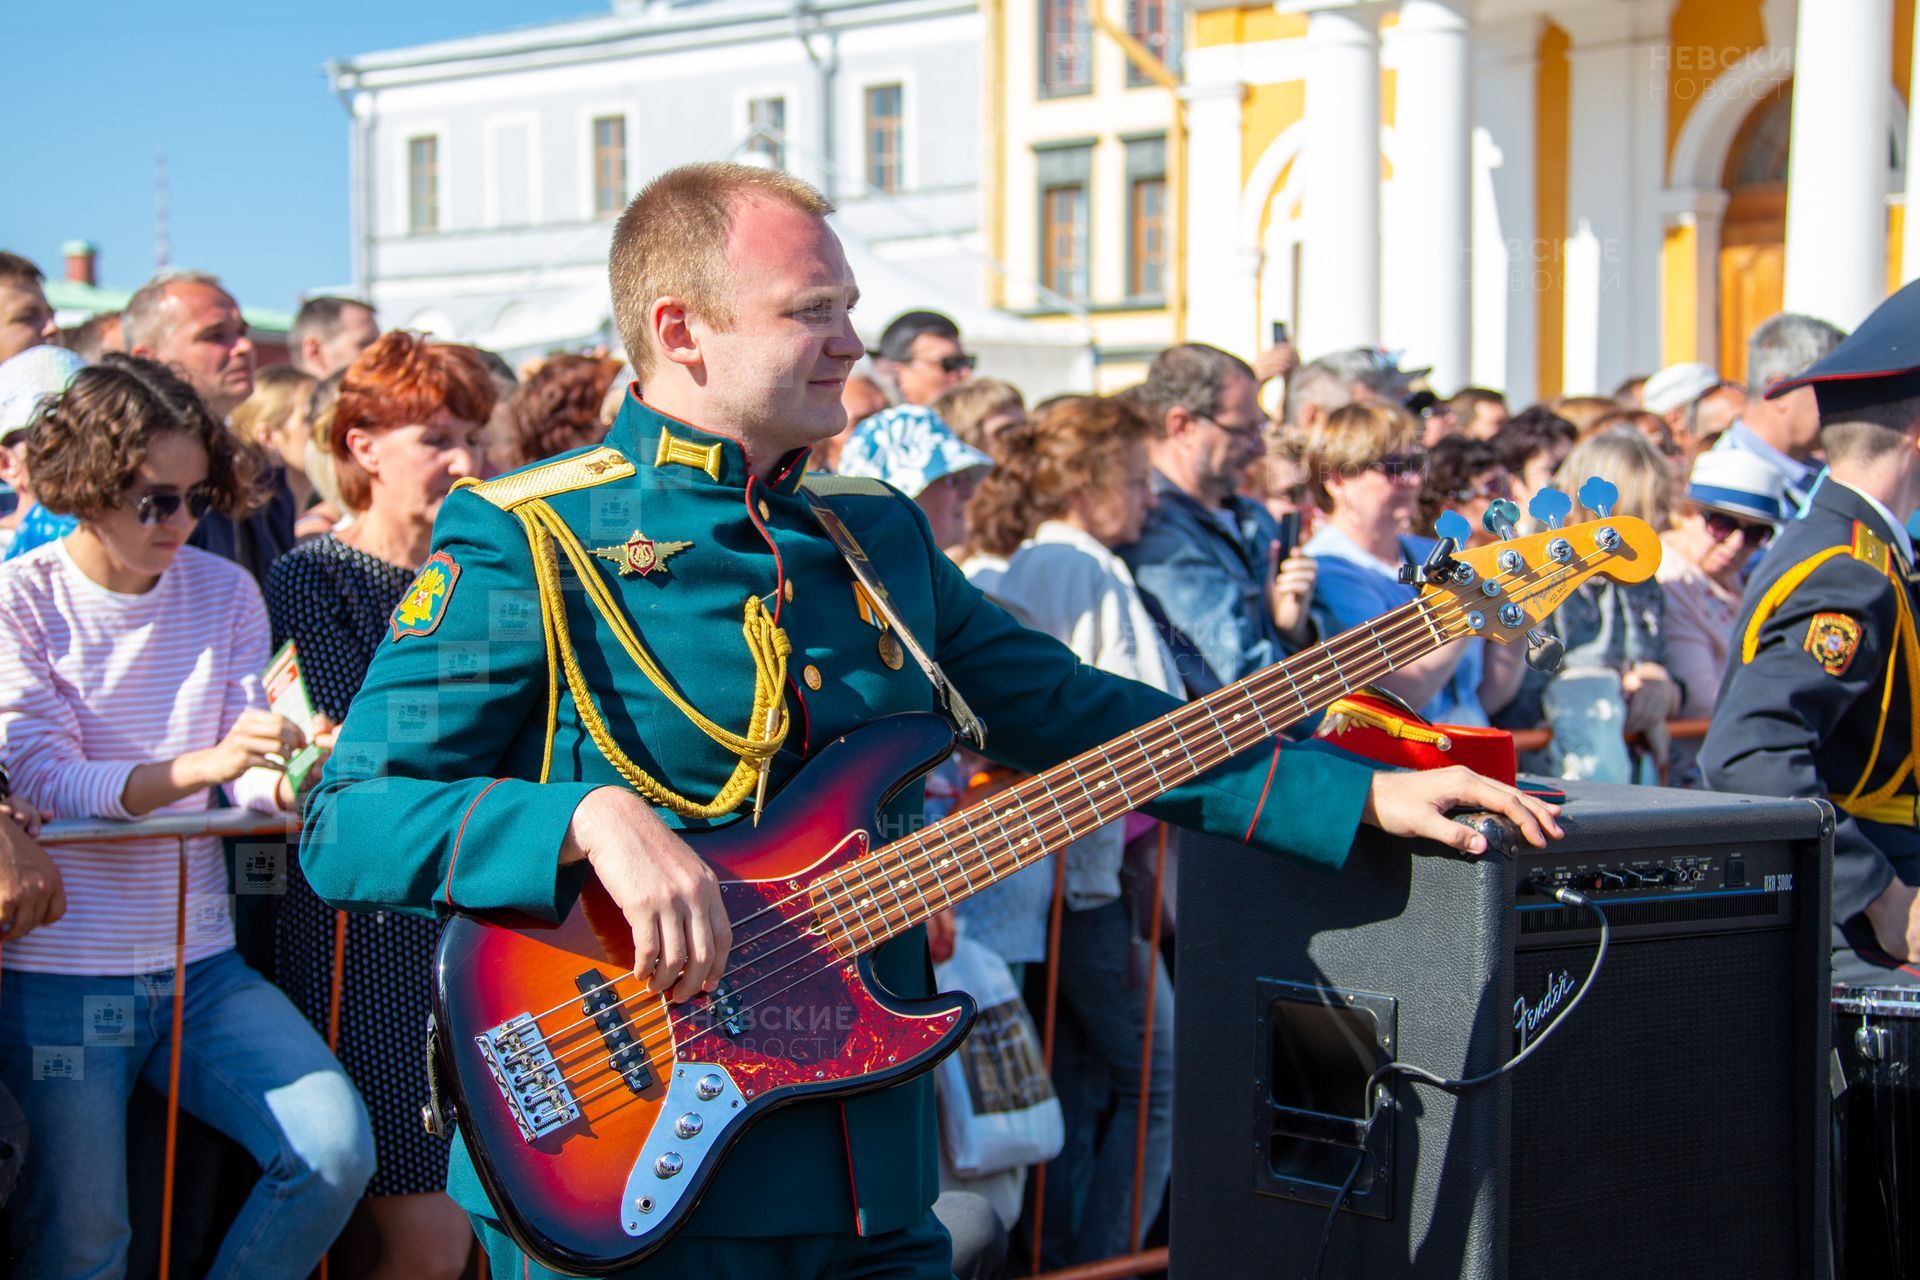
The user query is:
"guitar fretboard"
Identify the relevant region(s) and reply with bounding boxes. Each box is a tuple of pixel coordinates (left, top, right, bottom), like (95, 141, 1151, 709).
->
(807, 588, 1462, 955)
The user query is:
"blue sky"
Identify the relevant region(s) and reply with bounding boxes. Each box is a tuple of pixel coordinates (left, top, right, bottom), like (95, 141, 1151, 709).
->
(3, 1, 597, 311)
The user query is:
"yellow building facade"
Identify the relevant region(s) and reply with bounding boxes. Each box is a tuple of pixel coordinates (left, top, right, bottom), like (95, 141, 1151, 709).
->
(1001, 0, 1917, 403)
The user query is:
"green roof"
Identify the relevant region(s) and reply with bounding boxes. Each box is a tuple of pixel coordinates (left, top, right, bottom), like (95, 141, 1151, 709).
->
(45, 279, 292, 336)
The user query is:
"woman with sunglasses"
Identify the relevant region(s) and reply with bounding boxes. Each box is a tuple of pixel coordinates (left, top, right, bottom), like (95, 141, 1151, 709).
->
(1657, 450, 1785, 781)
(1300, 402, 1496, 725)
(0, 354, 372, 1278)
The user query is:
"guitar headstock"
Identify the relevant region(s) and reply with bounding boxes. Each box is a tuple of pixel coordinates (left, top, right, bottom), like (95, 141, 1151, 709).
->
(1416, 515, 1662, 646)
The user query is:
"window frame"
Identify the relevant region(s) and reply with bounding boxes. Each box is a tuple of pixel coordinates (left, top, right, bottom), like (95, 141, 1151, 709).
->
(1125, 134, 1169, 301)
(1039, 0, 1093, 98)
(405, 133, 441, 236)
(1035, 143, 1094, 303)
(862, 82, 906, 195)
(589, 113, 630, 220)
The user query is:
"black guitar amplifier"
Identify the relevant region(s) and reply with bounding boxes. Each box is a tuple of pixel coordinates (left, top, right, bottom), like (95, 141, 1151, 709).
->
(1170, 782, 1832, 1279)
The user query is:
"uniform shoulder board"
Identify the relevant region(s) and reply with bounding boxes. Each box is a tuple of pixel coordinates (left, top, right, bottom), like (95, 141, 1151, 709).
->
(1850, 521, 1891, 574)
(800, 473, 896, 500)
(456, 446, 635, 511)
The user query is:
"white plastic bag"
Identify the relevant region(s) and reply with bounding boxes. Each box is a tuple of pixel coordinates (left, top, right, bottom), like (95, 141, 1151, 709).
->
(934, 935, 1065, 1177)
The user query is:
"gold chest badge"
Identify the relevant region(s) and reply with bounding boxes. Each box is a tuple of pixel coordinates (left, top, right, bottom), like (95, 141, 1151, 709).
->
(591, 531, 692, 578)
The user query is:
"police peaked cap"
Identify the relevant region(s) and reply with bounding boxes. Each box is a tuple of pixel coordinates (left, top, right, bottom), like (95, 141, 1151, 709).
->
(1766, 280, 1920, 418)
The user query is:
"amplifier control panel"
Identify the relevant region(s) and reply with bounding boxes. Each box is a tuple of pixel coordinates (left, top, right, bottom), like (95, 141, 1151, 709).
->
(1510, 840, 1800, 943)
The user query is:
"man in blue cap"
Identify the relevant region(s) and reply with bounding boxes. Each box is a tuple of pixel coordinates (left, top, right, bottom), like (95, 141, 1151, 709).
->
(1704, 278, 1920, 985)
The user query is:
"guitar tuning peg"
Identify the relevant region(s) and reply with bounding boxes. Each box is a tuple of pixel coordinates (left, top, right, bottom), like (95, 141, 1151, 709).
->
(1434, 510, 1472, 547)
(1481, 499, 1522, 541)
(1577, 476, 1619, 519)
(1529, 488, 1572, 531)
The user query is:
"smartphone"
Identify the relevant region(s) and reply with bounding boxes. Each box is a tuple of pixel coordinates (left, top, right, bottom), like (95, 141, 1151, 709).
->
(1271, 320, 1289, 346)
(1276, 511, 1301, 558)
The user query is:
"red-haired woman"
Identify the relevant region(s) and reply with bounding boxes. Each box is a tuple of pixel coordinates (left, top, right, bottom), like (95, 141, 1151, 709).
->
(265, 331, 492, 1279)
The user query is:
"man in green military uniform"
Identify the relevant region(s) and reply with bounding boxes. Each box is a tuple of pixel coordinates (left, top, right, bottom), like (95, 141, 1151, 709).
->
(302, 162, 1559, 1279)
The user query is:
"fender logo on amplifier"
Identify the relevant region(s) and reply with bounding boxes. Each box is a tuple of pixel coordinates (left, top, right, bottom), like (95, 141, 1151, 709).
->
(1515, 969, 1577, 1050)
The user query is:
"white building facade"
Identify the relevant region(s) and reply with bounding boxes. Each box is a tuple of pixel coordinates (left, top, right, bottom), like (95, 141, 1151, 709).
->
(329, 0, 1087, 388)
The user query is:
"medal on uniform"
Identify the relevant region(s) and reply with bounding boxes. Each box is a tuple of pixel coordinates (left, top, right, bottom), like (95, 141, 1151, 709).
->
(590, 530, 692, 578)
(877, 631, 906, 670)
(851, 582, 906, 669)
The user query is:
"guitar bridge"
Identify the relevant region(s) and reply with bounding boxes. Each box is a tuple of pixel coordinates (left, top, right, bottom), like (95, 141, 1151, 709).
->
(706, 978, 747, 1038)
(576, 971, 656, 1094)
(475, 1013, 580, 1142)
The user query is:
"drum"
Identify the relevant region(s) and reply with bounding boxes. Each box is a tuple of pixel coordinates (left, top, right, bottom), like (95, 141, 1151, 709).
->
(1833, 983, 1920, 1278)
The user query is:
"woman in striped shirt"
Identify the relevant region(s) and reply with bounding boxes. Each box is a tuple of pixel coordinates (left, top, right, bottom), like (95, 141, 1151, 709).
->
(0, 355, 373, 1279)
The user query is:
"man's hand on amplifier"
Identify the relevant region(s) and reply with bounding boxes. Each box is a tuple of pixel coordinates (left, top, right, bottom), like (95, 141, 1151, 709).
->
(1361, 766, 1562, 856)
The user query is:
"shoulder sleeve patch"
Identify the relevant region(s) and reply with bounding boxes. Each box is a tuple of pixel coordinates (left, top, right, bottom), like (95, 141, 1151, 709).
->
(457, 446, 635, 510)
(1805, 611, 1864, 677)
(390, 551, 461, 641)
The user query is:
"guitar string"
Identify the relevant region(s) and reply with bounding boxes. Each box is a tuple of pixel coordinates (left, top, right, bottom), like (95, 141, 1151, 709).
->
(538, 549, 1602, 1107)
(517, 546, 1598, 1088)
(553, 559, 1565, 1120)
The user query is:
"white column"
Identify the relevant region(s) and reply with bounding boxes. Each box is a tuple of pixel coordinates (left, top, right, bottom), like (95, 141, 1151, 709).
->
(1470, 17, 1537, 405)
(1183, 79, 1257, 359)
(1783, 0, 1890, 327)
(1301, 8, 1381, 355)
(1385, 0, 1471, 392)
(1904, 9, 1920, 285)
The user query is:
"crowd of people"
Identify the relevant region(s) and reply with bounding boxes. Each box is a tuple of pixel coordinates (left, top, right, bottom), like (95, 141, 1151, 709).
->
(0, 230, 1855, 1279)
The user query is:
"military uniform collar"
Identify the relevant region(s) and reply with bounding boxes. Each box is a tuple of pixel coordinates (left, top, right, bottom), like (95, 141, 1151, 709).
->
(1814, 477, 1915, 568)
(608, 391, 813, 496)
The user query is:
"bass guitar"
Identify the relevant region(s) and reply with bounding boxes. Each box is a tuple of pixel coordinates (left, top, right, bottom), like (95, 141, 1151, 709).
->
(431, 510, 1658, 1272)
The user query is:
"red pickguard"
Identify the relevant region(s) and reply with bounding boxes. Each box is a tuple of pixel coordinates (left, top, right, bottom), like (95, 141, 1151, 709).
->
(432, 713, 973, 1273)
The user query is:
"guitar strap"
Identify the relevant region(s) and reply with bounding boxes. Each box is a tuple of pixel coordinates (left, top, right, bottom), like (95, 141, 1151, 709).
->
(799, 475, 986, 749)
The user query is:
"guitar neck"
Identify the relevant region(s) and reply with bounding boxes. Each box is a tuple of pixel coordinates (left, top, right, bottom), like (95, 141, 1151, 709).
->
(811, 591, 1459, 954)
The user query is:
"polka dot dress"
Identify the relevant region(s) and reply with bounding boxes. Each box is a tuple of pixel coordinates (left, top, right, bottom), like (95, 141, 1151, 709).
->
(266, 535, 446, 1198)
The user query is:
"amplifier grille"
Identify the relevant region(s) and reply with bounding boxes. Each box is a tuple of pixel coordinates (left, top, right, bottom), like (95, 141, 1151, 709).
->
(1509, 929, 1798, 1278)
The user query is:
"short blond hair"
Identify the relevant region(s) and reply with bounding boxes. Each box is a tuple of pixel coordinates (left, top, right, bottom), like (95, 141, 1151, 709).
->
(1552, 426, 1673, 527)
(932, 378, 1024, 450)
(1299, 401, 1421, 509)
(229, 365, 316, 448)
(608, 162, 834, 379)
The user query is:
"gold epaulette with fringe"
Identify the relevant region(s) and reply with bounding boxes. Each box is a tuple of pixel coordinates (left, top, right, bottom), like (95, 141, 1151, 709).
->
(455, 446, 635, 511)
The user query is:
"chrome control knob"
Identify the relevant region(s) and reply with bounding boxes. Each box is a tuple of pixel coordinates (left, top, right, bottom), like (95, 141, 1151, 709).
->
(695, 1073, 724, 1101)
(655, 1152, 684, 1179)
(675, 1112, 704, 1139)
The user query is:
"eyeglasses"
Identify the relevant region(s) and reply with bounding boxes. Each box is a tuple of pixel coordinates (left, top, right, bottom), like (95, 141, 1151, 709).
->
(913, 353, 977, 375)
(1196, 412, 1268, 439)
(1452, 474, 1512, 503)
(1703, 511, 1773, 547)
(134, 486, 213, 526)
(1368, 452, 1426, 481)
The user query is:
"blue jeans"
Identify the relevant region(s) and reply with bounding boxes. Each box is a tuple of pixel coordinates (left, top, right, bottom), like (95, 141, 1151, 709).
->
(0, 949, 375, 1279)
(1038, 900, 1174, 1267)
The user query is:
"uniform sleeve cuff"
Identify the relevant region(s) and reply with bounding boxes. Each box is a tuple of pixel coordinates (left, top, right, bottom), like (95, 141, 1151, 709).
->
(442, 779, 604, 919)
(1241, 740, 1375, 872)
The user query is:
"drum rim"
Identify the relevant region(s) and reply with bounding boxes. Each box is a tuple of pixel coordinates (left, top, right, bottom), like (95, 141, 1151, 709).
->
(1833, 981, 1920, 1014)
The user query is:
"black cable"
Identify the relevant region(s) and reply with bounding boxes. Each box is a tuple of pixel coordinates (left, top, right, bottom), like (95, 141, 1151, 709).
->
(1299, 888, 1610, 1280)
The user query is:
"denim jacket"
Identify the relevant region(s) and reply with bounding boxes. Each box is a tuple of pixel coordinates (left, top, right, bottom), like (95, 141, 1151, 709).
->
(1118, 470, 1297, 697)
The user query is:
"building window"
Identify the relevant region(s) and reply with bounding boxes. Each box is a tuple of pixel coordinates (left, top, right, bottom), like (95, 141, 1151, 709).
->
(746, 96, 787, 170)
(1040, 0, 1092, 95)
(1126, 0, 1181, 86)
(1126, 136, 1168, 298)
(592, 115, 628, 219)
(1037, 144, 1092, 302)
(864, 84, 903, 194)
(407, 135, 439, 234)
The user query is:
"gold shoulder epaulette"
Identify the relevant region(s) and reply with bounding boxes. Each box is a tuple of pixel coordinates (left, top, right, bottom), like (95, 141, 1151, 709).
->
(455, 446, 635, 510)
(1851, 521, 1891, 574)
(801, 473, 895, 499)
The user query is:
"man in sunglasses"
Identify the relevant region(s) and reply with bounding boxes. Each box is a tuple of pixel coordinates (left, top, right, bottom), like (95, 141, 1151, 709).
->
(869, 309, 974, 408)
(1704, 278, 1920, 991)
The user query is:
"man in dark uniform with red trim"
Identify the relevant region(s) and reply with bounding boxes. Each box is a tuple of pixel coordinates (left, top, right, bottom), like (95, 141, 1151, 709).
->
(1703, 279, 1920, 985)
